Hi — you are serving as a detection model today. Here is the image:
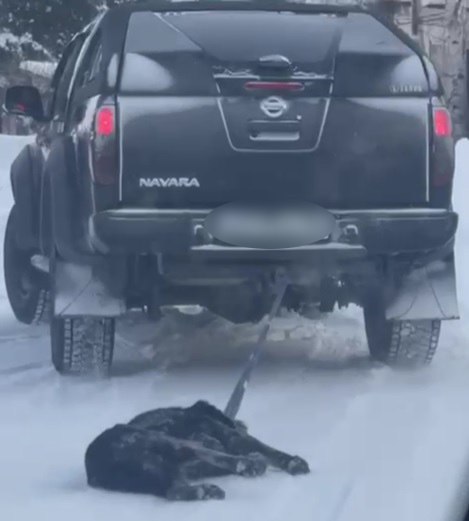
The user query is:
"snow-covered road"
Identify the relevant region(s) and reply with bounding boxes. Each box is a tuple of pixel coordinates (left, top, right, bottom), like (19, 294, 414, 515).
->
(2, 136, 469, 521)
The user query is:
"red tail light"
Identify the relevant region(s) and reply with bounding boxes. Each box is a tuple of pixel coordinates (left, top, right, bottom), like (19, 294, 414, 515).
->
(93, 105, 118, 186)
(96, 107, 115, 137)
(244, 81, 304, 92)
(433, 108, 452, 137)
(431, 105, 454, 189)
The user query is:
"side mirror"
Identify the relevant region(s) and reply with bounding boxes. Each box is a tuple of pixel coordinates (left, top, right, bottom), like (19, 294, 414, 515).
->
(4, 86, 45, 121)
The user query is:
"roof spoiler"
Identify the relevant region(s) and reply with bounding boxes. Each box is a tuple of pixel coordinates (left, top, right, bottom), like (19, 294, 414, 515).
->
(123, 0, 367, 15)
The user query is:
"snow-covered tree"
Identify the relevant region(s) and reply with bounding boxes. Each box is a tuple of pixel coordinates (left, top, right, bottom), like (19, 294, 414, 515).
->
(0, 0, 130, 102)
(0, 0, 98, 58)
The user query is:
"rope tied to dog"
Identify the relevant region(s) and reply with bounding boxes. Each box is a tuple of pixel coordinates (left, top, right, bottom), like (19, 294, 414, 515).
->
(224, 269, 290, 420)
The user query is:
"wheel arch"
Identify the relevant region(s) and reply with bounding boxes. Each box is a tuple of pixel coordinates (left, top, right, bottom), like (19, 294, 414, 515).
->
(43, 137, 95, 263)
(9, 144, 44, 251)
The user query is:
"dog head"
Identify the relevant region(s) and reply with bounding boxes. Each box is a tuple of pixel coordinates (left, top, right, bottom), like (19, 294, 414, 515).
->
(189, 401, 237, 428)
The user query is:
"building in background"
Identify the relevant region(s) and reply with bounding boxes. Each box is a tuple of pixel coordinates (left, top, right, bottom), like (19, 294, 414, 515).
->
(391, 0, 468, 139)
(309, 0, 468, 138)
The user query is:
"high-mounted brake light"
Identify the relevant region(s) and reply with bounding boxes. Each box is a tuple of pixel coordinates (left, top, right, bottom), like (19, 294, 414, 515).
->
(433, 108, 452, 137)
(244, 81, 304, 92)
(96, 107, 115, 137)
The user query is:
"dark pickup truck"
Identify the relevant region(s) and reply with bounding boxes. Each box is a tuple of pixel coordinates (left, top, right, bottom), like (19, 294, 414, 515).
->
(3, 0, 459, 375)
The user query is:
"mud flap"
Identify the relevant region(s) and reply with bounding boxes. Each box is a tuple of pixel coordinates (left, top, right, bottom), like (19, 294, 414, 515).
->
(385, 256, 459, 321)
(54, 260, 125, 318)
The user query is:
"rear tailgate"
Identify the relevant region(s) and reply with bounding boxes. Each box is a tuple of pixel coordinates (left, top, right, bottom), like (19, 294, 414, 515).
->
(118, 9, 430, 209)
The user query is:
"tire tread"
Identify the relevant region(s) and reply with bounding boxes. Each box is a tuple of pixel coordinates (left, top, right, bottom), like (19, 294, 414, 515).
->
(52, 317, 115, 376)
(386, 319, 441, 367)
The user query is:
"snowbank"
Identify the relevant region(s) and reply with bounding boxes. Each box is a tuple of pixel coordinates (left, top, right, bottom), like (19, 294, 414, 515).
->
(0, 133, 33, 165)
(0, 29, 54, 60)
(0, 135, 33, 218)
(20, 60, 56, 79)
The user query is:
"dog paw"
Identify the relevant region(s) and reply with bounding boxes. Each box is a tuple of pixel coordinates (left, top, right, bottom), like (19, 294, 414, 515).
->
(286, 456, 310, 475)
(166, 483, 225, 501)
(196, 484, 226, 500)
(237, 454, 267, 477)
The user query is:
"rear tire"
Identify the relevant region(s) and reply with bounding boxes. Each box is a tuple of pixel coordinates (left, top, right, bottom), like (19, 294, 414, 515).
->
(51, 316, 115, 376)
(364, 295, 441, 368)
(47, 209, 116, 376)
(4, 205, 50, 324)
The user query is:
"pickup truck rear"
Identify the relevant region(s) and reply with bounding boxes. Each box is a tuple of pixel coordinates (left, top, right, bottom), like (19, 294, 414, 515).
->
(3, 0, 458, 376)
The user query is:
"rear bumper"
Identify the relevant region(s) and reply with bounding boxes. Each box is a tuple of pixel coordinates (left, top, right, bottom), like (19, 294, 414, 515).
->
(89, 208, 458, 260)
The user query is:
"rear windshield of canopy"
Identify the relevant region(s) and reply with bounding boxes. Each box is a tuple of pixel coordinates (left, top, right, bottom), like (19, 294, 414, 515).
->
(119, 10, 345, 94)
(118, 10, 420, 95)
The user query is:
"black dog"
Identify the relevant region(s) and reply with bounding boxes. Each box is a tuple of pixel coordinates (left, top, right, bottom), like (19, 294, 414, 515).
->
(85, 401, 310, 501)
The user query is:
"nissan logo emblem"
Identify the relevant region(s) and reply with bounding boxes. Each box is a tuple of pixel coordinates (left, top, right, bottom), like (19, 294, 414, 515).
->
(260, 96, 288, 119)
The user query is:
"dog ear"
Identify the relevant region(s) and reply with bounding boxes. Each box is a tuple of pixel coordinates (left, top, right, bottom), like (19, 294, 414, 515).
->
(234, 420, 248, 434)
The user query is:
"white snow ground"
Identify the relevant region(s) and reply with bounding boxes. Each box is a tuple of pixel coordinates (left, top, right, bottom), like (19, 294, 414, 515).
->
(2, 135, 469, 521)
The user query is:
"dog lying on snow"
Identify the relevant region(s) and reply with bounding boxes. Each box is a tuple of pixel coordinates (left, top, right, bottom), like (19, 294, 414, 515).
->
(85, 400, 310, 501)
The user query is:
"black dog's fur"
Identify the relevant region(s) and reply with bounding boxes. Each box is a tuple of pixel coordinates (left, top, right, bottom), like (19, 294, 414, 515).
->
(85, 401, 310, 501)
